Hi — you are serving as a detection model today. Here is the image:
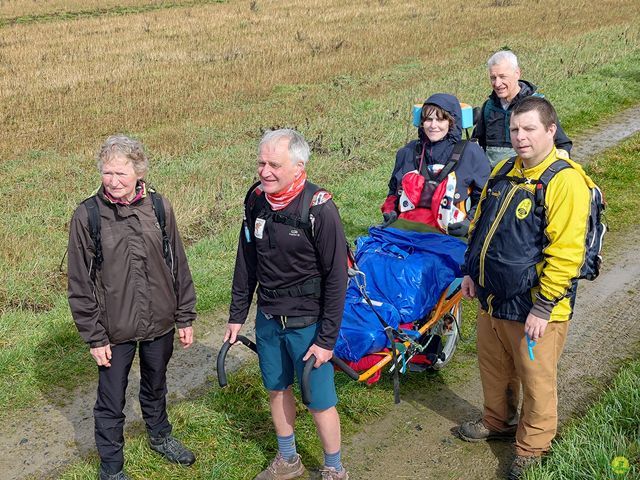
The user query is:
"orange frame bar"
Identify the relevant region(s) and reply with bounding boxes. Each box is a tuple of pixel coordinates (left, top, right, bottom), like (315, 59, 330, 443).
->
(351, 287, 463, 382)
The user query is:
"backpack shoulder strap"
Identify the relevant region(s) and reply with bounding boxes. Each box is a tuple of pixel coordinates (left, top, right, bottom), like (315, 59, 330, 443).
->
(486, 156, 517, 189)
(150, 191, 166, 229)
(433, 140, 468, 184)
(483, 99, 491, 126)
(83, 195, 103, 280)
(299, 181, 322, 228)
(149, 191, 172, 271)
(242, 181, 263, 243)
(534, 159, 572, 214)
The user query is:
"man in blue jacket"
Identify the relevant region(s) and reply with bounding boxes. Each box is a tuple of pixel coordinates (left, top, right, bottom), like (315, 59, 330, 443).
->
(472, 50, 572, 167)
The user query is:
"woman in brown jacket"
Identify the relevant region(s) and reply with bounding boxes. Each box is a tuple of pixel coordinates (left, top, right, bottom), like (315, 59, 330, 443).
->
(67, 135, 197, 480)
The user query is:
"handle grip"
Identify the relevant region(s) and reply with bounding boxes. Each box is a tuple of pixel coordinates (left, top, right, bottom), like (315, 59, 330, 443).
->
(217, 335, 257, 388)
(301, 355, 360, 405)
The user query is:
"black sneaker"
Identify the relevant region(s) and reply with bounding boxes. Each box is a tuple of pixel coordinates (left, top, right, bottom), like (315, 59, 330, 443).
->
(98, 468, 131, 480)
(149, 435, 196, 466)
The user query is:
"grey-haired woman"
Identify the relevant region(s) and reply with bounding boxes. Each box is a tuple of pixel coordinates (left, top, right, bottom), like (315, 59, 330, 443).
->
(67, 135, 197, 480)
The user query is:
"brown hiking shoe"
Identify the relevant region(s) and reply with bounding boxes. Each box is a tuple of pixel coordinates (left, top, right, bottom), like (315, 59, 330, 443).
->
(254, 453, 306, 480)
(458, 418, 516, 443)
(507, 455, 541, 479)
(320, 466, 349, 479)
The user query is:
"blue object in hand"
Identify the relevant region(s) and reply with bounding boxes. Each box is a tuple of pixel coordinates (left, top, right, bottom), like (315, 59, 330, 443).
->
(526, 333, 536, 361)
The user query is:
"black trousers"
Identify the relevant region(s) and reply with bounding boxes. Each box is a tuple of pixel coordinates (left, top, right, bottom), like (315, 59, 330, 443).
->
(94, 329, 174, 474)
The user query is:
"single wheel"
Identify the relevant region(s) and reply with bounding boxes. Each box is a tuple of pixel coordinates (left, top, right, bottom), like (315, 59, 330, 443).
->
(429, 302, 462, 370)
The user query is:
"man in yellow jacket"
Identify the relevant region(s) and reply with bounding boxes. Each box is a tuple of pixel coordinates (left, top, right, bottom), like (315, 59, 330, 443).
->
(458, 96, 591, 480)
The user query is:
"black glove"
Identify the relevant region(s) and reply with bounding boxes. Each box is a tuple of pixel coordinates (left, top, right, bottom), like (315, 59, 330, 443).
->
(447, 218, 471, 237)
(381, 211, 398, 228)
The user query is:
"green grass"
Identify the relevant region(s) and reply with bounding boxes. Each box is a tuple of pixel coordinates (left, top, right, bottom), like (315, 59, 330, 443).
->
(0, 0, 226, 27)
(584, 134, 640, 235)
(525, 358, 640, 480)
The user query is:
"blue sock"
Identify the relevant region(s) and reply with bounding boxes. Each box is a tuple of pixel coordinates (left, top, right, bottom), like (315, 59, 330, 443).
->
(277, 433, 297, 462)
(324, 450, 343, 472)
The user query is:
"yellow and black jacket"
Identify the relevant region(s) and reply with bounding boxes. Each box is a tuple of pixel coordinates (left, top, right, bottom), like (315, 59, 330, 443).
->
(464, 148, 591, 322)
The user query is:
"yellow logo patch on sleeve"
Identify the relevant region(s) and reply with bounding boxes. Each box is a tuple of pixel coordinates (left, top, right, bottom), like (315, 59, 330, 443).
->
(516, 198, 532, 220)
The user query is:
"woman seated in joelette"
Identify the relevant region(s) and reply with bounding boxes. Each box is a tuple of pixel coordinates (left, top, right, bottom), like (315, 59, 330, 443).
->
(381, 93, 491, 237)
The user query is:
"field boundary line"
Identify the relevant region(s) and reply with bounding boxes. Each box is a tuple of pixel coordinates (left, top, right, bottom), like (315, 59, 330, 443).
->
(0, 0, 225, 28)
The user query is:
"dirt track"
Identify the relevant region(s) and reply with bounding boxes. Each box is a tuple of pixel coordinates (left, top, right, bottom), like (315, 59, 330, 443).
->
(1, 107, 639, 480)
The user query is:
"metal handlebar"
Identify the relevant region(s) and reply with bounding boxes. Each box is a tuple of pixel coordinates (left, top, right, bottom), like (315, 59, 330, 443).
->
(217, 336, 359, 406)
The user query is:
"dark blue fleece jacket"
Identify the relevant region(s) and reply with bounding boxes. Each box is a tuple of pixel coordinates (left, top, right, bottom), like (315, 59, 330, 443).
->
(386, 93, 491, 215)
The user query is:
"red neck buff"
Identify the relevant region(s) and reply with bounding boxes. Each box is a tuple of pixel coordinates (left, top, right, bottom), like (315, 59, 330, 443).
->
(264, 170, 307, 211)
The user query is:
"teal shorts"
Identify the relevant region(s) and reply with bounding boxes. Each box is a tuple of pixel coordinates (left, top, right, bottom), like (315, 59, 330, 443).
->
(255, 310, 338, 410)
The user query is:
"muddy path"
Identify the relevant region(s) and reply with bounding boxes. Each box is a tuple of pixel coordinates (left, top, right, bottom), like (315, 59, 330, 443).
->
(1, 106, 639, 480)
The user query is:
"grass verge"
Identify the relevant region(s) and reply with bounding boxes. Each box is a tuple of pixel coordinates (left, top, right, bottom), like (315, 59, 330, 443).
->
(525, 357, 640, 480)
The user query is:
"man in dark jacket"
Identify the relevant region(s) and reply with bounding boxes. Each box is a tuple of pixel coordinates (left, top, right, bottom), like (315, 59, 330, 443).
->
(68, 135, 196, 480)
(472, 50, 572, 167)
(225, 129, 349, 480)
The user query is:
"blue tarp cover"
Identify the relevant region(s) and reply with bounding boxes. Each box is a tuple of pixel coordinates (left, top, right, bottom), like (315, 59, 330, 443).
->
(334, 227, 466, 362)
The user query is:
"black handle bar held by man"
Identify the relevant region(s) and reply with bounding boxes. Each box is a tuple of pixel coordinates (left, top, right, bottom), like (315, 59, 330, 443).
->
(216, 337, 359, 405)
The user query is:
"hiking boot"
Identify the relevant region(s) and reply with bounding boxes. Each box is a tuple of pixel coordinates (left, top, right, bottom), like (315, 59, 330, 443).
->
(507, 454, 541, 479)
(98, 468, 131, 480)
(254, 453, 306, 480)
(320, 466, 349, 480)
(149, 435, 196, 466)
(458, 418, 516, 443)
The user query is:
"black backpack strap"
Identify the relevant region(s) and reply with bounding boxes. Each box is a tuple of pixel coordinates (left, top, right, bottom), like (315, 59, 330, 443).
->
(483, 99, 491, 128)
(486, 156, 518, 189)
(267, 182, 322, 231)
(150, 191, 173, 272)
(432, 140, 468, 184)
(416, 143, 428, 178)
(534, 160, 572, 216)
(242, 181, 262, 243)
(83, 195, 103, 282)
(298, 181, 322, 232)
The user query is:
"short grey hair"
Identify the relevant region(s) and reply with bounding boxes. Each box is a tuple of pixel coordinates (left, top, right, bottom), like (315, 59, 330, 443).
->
(487, 50, 519, 70)
(97, 134, 149, 176)
(258, 128, 310, 166)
